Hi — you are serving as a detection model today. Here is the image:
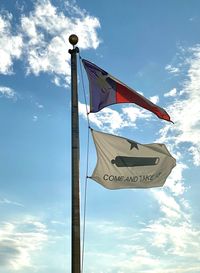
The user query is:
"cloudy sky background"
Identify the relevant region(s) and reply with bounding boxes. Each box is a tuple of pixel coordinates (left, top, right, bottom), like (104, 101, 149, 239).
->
(0, 0, 200, 272)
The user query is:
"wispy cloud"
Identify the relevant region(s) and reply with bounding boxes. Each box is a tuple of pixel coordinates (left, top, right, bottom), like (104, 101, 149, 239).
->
(0, 86, 16, 99)
(32, 115, 38, 122)
(0, 218, 48, 270)
(79, 101, 156, 133)
(0, 0, 101, 85)
(84, 188, 196, 272)
(165, 64, 180, 75)
(35, 102, 44, 109)
(0, 197, 23, 207)
(20, 0, 100, 85)
(79, 101, 127, 132)
(83, 214, 200, 273)
(163, 162, 187, 195)
(158, 45, 200, 167)
(149, 95, 159, 104)
(0, 14, 23, 75)
(164, 88, 177, 97)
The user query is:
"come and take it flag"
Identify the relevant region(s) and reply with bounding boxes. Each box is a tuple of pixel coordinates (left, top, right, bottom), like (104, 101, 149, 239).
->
(91, 130, 176, 189)
(82, 59, 172, 122)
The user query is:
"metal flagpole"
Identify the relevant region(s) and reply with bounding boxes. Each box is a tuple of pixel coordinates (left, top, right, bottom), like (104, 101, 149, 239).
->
(68, 34, 81, 273)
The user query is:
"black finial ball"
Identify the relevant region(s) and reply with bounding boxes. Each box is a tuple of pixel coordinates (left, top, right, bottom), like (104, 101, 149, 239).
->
(69, 34, 78, 45)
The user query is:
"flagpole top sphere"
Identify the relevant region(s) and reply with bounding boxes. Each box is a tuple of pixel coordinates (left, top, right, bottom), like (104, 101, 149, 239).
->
(69, 34, 78, 46)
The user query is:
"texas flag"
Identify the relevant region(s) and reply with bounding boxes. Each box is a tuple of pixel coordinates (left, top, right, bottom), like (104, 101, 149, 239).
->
(82, 59, 172, 122)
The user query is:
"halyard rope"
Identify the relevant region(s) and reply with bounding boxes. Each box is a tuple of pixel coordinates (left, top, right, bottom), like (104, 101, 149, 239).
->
(78, 53, 90, 273)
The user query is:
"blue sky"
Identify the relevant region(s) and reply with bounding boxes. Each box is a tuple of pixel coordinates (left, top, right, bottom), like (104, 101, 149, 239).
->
(0, 0, 200, 272)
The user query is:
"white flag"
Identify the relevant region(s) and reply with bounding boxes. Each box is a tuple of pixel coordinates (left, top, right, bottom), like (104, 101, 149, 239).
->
(91, 130, 176, 189)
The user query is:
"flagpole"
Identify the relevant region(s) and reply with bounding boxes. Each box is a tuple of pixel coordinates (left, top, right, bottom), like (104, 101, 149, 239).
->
(68, 34, 81, 273)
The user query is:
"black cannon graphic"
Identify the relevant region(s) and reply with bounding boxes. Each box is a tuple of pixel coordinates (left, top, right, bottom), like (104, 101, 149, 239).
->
(111, 156, 159, 167)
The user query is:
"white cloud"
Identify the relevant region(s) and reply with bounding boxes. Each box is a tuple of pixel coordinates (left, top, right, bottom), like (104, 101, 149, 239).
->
(89, 108, 126, 132)
(33, 115, 38, 122)
(149, 95, 159, 104)
(35, 102, 44, 109)
(145, 219, 200, 257)
(0, 0, 100, 82)
(79, 102, 154, 132)
(137, 44, 200, 269)
(51, 220, 66, 226)
(164, 162, 187, 195)
(0, 218, 48, 270)
(20, 0, 100, 85)
(158, 45, 200, 166)
(0, 15, 23, 74)
(165, 64, 180, 75)
(152, 190, 182, 220)
(146, 188, 199, 260)
(122, 105, 151, 124)
(79, 101, 126, 132)
(0, 198, 23, 207)
(164, 88, 177, 97)
(83, 217, 200, 273)
(0, 86, 16, 99)
(188, 146, 200, 166)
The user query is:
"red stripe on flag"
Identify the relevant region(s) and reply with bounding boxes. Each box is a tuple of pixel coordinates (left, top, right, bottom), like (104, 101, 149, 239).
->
(116, 82, 172, 122)
(116, 82, 138, 103)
